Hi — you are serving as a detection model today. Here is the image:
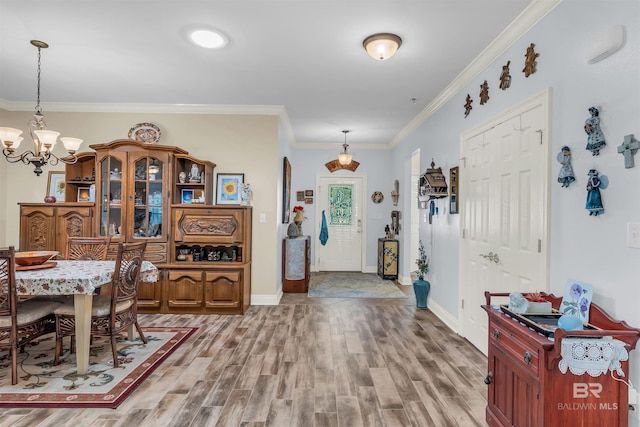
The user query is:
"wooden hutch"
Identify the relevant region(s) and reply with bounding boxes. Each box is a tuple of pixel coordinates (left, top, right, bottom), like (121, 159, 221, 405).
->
(19, 139, 251, 315)
(483, 292, 640, 427)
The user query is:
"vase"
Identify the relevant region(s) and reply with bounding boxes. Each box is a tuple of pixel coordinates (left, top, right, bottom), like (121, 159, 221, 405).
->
(294, 211, 305, 235)
(413, 278, 430, 308)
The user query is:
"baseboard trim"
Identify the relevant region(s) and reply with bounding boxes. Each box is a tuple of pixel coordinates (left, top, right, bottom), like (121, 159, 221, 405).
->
(426, 299, 460, 334)
(251, 291, 283, 306)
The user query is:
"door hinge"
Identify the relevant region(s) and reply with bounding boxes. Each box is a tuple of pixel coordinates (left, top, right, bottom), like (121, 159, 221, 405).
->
(536, 129, 543, 144)
(538, 239, 542, 253)
(462, 299, 465, 309)
(462, 229, 467, 239)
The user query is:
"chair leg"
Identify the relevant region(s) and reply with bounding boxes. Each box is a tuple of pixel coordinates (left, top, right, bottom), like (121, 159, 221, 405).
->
(11, 346, 18, 385)
(54, 336, 63, 366)
(111, 335, 119, 368)
(135, 322, 147, 344)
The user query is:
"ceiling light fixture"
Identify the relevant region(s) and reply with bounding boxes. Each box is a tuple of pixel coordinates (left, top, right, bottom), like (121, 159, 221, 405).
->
(363, 33, 402, 61)
(189, 29, 229, 49)
(337, 130, 353, 165)
(0, 40, 83, 176)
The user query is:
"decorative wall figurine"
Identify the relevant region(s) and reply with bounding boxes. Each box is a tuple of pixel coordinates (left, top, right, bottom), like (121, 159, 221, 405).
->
(557, 146, 576, 188)
(522, 43, 539, 77)
(617, 134, 639, 168)
(499, 61, 512, 90)
(585, 169, 608, 216)
(584, 107, 606, 156)
(391, 179, 399, 206)
(479, 80, 490, 105)
(464, 94, 473, 118)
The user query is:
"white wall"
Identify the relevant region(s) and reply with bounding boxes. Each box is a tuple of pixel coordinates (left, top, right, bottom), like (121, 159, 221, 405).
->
(291, 147, 393, 271)
(391, 0, 640, 410)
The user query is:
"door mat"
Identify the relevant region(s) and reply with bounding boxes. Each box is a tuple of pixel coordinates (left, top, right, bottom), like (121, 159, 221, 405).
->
(308, 272, 407, 298)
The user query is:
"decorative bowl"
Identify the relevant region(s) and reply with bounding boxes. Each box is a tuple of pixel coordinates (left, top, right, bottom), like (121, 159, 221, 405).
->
(15, 251, 59, 266)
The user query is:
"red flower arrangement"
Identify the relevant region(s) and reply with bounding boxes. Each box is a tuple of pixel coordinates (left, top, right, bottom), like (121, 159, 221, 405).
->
(293, 205, 304, 213)
(524, 292, 546, 302)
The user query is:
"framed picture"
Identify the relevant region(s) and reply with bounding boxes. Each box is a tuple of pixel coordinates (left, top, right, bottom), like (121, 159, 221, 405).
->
(296, 191, 304, 202)
(77, 187, 91, 202)
(305, 198, 313, 204)
(46, 171, 66, 202)
(216, 173, 244, 204)
(305, 189, 314, 197)
(181, 189, 194, 204)
(282, 157, 291, 223)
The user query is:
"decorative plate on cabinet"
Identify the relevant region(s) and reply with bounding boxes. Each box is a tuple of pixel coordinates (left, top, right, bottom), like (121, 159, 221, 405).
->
(128, 122, 161, 144)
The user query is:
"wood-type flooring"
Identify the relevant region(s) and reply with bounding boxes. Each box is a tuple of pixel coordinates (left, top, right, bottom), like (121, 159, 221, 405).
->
(0, 282, 488, 427)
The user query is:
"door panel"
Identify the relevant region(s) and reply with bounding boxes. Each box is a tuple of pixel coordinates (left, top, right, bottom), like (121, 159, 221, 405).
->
(460, 91, 550, 354)
(317, 176, 363, 271)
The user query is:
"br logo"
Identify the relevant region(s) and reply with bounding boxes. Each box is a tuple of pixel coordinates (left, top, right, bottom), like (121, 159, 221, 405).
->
(573, 383, 602, 398)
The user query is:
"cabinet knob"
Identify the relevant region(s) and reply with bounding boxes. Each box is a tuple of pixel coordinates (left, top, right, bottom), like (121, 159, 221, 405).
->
(484, 372, 493, 385)
(493, 329, 499, 339)
(524, 351, 531, 365)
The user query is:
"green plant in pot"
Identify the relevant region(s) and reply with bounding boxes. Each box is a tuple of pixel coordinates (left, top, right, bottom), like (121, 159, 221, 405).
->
(413, 240, 430, 308)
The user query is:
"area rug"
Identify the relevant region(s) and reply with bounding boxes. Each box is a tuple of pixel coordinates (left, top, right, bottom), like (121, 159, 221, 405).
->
(0, 327, 196, 408)
(308, 272, 407, 298)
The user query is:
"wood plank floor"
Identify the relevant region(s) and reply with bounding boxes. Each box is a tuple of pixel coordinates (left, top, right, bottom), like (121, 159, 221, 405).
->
(1, 283, 489, 427)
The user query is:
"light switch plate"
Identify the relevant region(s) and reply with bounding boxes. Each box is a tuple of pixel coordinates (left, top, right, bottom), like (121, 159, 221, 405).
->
(628, 223, 640, 248)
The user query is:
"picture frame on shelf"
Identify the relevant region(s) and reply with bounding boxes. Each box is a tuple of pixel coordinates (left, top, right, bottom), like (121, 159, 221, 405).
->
(77, 187, 91, 202)
(181, 189, 194, 204)
(46, 171, 66, 202)
(216, 173, 244, 205)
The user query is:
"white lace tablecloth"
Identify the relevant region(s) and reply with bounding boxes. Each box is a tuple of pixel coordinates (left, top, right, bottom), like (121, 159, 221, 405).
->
(558, 336, 628, 377)
(15, 260, 159, 296)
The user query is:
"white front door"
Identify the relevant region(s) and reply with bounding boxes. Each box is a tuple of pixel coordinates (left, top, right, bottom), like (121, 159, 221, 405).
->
(460, 90, 551, 354)
(316, 175, 365, 271)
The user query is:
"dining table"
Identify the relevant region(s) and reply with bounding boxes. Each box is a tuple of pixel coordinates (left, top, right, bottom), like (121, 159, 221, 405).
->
(15, 259, 159, 375)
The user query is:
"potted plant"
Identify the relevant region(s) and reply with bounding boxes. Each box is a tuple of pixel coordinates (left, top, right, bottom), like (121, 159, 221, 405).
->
(413, 240, 430, 308)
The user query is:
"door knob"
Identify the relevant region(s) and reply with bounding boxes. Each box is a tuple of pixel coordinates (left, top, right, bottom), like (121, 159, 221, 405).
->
(479, 251, 500, 264)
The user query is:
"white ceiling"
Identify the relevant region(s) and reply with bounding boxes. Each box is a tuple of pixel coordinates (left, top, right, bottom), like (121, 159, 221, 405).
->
(0, 0, 535, 147)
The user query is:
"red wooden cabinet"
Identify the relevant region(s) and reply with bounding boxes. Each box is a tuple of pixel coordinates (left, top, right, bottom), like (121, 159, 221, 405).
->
(483, 292, 640, 427)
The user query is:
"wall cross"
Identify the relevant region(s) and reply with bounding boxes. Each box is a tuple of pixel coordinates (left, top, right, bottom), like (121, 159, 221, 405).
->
(618, 134, 639, 168)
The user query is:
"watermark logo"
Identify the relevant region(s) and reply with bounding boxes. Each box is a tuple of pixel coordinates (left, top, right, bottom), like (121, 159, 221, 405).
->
(573, 383, 602, 399)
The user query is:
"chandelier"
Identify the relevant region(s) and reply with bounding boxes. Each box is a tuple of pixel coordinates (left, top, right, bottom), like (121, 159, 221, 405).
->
(0, 40, 83, 176)
(337, 130, 353, 165)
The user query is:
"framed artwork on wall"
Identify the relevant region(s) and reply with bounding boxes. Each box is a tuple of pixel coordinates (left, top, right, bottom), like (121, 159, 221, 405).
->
(216, 173, 244, 205)
(46, 171, 65, 202)
(282, 157, 291, 223)
(296, 191, 304, 201)
(77, 187, 91, 202)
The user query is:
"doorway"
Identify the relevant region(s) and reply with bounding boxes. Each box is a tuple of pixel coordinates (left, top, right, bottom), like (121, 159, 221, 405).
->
(315, 174, 366, 271)
(459, 89, 551, 354)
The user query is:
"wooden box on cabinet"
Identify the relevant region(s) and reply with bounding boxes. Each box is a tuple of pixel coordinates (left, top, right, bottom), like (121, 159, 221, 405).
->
(377, 238, 398, 280)
(282, 236, 310, 293)
(482, 292, 640, 427)
(19, 203, 94, 254)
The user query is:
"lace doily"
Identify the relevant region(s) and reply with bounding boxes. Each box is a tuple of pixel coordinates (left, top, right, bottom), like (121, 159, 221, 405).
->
(558, 336, 628, 377)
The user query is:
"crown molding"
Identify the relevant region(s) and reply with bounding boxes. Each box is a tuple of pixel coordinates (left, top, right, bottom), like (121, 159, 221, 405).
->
(0, 99, 285, 116)
(391, 0, 563, 147)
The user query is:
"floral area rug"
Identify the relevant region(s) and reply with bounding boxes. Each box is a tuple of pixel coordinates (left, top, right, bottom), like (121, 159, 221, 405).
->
(308, 272, 407, 298)
(0, 327, 196, 408)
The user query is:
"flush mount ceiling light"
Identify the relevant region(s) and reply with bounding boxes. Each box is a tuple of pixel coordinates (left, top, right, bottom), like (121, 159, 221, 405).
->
(189, 28, 229, 49)
(363, 33, 402, 61)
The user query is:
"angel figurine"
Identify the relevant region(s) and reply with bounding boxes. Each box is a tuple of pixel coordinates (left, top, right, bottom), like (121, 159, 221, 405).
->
(584, 107, 606, 156)
(557, 146, 575, 188)
(585, 169, 608, 216)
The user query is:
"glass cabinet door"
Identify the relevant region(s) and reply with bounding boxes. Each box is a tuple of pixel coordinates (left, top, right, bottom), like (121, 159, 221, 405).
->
(98, 155, 124, 239)
(132, 156, 165, 239)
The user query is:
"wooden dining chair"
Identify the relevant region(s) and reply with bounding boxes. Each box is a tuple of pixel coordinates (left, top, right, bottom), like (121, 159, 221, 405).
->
(0, 246, 59, 384)
(65, 236, 111, 261)
(53, 241, 148, 367)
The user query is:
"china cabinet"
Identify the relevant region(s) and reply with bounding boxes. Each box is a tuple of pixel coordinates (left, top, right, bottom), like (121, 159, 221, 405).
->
(483, 292, 640, 427)
(17, 139, 252, 315)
